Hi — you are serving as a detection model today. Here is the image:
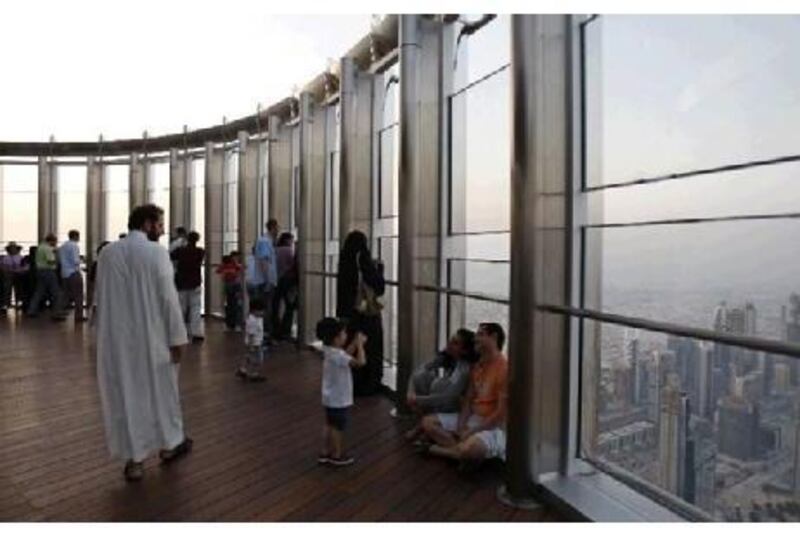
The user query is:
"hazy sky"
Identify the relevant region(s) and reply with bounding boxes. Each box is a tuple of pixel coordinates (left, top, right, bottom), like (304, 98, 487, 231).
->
(0, 6, 372, 245)
(0, 3, 372, 141)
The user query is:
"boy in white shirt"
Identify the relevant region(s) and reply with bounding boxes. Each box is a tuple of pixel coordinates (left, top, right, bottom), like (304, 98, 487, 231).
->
(236, 298, 267, 382)
(316, 317, 366, 467)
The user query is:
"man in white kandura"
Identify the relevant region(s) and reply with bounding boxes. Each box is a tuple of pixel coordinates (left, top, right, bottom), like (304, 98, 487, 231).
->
(95, 204, 193, 482)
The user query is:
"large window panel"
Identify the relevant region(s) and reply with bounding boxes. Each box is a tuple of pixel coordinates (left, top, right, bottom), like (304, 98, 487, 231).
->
(593, 161, 800, 226)
(192, 158, 206, 249)
(57, 165, 86, 244)
(585, 319, 800, 521)
(149, 161, 170, 244)
(104, 164, 129, 240)
(1, 165, 38, 249)
(449, 67, 510, 235)
(452, 15, 511, 94)
(584, 15, 800, 187)
(586, 220, 800, 343)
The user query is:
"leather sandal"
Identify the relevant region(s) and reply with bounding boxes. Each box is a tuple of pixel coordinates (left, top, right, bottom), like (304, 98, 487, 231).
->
(159, 437, 194, 464)
(124, 460, 144, 482)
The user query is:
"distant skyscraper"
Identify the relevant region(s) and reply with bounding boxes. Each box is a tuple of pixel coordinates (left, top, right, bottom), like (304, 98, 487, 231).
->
(784, 294, 800, 387)
(688, 418, 717, 513)
(659, 373, 690, 498)
(717, 395, 761, 461)
(697, 346, 714, 420)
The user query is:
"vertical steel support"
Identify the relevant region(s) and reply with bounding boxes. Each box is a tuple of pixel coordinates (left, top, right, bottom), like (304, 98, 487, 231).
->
(397, 15, 444, 405)
(396, 15, 443, 405)
(296, 92, 313, 343)
(37, 156, 58, 239)
(204, 142, 224, 316)
(338, 57, 356, 241)
(86, 156, 105, 266)
(169, 147, 191, 235)
(238, 130, 260, 257)
(129, 152, 146, 211)
(267, 115, 292, 230)
(500, 15, 572, 508)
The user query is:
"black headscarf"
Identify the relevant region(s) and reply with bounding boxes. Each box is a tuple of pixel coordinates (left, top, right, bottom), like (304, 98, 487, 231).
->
(336, 230, 385, 319)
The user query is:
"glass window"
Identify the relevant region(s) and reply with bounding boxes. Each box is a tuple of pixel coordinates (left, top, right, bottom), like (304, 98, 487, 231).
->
(57, 165, 86, 245)
(1, 165, 38, 249)
(104, 164, 129, 240)
(449, 67, 510, 235)
(452, 15, 511, 93)
(192, 158, 206, 249)
(148, 161, 170, 245)
(585, 15, 800, 187)
(580, 15, 800, 521)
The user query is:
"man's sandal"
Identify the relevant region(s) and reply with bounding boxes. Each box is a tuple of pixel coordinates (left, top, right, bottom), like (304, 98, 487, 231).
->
(159, 437, 194, 464)
(124, 461, 144, 482)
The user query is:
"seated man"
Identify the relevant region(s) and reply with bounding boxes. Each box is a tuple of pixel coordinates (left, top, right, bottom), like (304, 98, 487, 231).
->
(420, 322, 508, 463)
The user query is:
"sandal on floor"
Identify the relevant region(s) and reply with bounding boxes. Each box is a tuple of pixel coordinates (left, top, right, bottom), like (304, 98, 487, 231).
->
(124, 461, 144, 482)
(159, 437, 194, 464)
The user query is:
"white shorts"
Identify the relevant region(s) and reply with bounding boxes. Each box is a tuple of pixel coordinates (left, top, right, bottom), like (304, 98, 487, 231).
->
(435, 413, 507, 461)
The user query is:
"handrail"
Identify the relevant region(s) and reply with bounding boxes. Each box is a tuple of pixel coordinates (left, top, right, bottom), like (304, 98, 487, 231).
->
(538, 303, 800, 360)
(304, 269, 510, 305)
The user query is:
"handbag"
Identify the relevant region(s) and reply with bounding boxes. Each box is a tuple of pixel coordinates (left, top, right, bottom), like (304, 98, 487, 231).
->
(355, 259, 383, 316)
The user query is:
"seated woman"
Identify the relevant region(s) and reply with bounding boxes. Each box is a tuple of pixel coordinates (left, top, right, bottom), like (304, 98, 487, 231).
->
(405, 328, 477, 443)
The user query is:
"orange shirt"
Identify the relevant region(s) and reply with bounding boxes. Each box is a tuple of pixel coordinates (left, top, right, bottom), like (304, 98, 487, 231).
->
(470, 354, 508, 419)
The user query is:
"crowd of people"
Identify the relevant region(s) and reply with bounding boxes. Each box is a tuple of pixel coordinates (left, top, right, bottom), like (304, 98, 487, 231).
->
(0, 231, 93, 321)
(3, 203, 508, 481)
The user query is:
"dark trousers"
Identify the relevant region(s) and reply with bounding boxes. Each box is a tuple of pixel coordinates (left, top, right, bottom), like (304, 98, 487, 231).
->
(27, 270, 62, 316)
(0, 271, 23, 309)
(350, 312, 385, 396)
(272, 277, 297, 339)
(224, 281, 243, 329)
(57, 273, 85, 320)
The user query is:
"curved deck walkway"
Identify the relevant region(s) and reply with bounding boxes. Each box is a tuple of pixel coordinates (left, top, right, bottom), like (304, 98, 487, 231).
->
(0, 313, 560, 521)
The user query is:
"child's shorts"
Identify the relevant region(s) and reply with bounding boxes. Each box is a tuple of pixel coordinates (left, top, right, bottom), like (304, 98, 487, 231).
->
(325, 407, 349, 431)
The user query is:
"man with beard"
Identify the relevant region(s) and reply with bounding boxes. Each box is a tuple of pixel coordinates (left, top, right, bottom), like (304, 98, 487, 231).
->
(95, 204, 193, 481)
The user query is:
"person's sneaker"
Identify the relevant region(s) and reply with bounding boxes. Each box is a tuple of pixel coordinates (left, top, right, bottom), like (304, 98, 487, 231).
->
(317, 454, 330, 465)
(247, 373, 266, 383)
(328, 455, 355, 467)
(235, 367, 248, 380)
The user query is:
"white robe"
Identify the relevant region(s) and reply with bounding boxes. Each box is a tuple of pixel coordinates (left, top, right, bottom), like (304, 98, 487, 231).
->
(95, 230, 189, 462)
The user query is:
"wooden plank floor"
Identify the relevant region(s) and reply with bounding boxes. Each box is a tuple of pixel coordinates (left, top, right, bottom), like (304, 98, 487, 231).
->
(0, 312, 562, 522)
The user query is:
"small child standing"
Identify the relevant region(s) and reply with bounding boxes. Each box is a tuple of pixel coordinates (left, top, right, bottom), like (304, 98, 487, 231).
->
(316, 317, 366, 467)
(236, 298, 267, 382)
(216, 252, 243, 331)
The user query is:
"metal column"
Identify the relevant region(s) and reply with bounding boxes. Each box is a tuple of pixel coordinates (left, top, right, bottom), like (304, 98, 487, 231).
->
(37, 156, 58, 240)
(169, 148, 192, 235)
(296, 92, 313, 344)
(85, 156, 105, 266)
(298, 95, 328, 344)
(129, 152, 147, 211)
(396, 15, 443, 405)
(339, 57, 375, 239)
(267, 115, 292, 230)
(204, 142, 224, 316)
(237, 130, 259, 258)
(500, 15, 572, 507)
